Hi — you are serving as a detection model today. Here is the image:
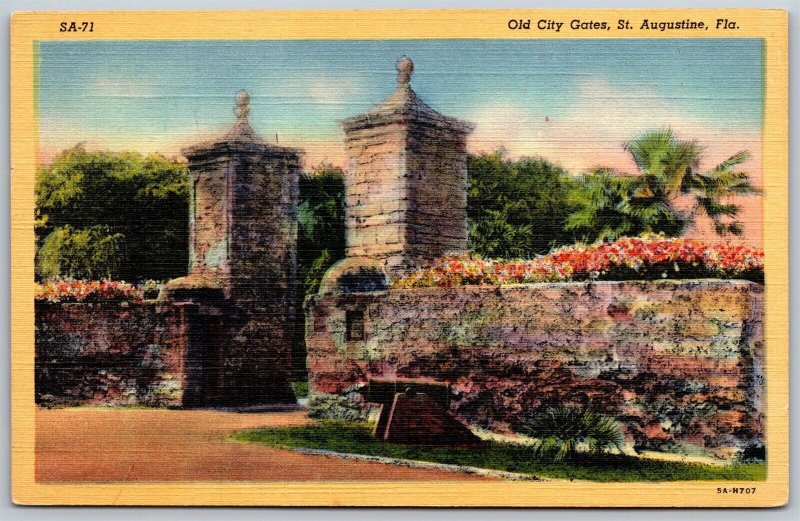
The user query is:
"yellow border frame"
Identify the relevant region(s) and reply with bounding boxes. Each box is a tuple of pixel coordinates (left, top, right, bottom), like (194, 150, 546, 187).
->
(10, 9, 788, 506)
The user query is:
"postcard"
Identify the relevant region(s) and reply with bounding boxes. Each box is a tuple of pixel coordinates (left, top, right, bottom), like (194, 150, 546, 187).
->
(10, 8, 788, 506)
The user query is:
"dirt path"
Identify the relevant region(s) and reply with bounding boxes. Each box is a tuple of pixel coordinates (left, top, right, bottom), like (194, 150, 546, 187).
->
(36, 407, 489, 482)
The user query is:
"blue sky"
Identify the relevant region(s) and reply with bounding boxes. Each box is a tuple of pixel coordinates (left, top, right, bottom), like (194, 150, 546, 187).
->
(37, 39, 763, 173)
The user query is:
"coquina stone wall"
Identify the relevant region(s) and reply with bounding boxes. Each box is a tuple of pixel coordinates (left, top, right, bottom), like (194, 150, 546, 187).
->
(35, 301, 192, 407)
(306, 280, 764, 458)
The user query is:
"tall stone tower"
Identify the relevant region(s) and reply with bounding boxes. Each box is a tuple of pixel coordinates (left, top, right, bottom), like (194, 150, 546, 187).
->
(340, 57, 474, 278)
(167, 91, 301, 406)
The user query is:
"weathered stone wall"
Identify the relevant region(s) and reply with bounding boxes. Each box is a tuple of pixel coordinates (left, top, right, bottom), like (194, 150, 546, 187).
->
(184, 144, 300, 304)
(343, 122, 470, 276)
(229, 150, 300, 308)
(188, 155, 230, 279)
(224, 148, 301, 405)
(306, 280, 764, 457)
(35, 301, 192, 407)
(36, 92, 302, 410)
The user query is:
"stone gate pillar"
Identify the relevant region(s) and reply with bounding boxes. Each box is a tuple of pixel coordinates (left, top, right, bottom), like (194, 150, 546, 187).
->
(340, 57, 474, 278)
(163, 91, 300, 407)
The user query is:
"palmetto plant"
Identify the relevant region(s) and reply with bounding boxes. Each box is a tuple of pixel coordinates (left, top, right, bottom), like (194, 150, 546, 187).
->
(567, 169, 684, 241)
(519, 406, 625, 461)
(567, 129, 759, 241)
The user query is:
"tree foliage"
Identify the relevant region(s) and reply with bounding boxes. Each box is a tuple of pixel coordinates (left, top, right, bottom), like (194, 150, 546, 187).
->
(36, 225, 124, 280)
(467, 150, 581, 258)
(293, 164, 346, 378)
(297, 164, 346, 299)
(566, 170, 684, 241)
(566, 129, 758, 242)
(36, 130, 758, 285)
(36, 145, 189, 281)
(35, 145, 190, 282)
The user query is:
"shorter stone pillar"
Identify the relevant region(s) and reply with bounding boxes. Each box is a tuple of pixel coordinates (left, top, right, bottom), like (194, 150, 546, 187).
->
(162, 91, 301, 407)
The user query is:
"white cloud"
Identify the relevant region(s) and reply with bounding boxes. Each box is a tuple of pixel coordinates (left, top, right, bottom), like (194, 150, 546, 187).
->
(467, 77, 761, 180)
(306, 77, 363, 105)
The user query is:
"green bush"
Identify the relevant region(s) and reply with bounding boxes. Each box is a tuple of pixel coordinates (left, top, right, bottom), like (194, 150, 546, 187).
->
(36, 224, 124, 280)
(306, 391, 370, 422)
(298, 164, 346, 298)
(291, 381, 309, 399)
(467, 150, 581, 258)
(518, 406, 625, 461)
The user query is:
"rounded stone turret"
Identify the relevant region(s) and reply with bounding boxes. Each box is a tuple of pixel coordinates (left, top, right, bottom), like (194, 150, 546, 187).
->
(319, 257, 390, 295)
(158, 274, 225, 303)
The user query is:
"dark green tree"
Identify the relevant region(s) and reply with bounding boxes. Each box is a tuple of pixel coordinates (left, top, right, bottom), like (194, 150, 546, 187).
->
(467, 150, 581, 258)
(566, 129, 759, 242)
(297, 163, 346, 299)
(293, 164, 346, 378)
(36, 224, 124, 280)
(566, 169, 684, 242)
(35, 145, 190, 282)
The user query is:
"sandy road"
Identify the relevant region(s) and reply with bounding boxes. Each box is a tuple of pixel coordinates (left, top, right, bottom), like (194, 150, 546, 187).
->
(35, 407, 489, 482)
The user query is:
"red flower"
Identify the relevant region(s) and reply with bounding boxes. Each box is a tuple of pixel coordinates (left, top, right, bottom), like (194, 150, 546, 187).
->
(393, 236, 764, 288)
(35, 279, 145, 303)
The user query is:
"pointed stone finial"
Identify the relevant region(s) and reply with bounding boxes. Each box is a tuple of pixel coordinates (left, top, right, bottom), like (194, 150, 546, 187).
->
(234, 89, 251, 119)
(396, 56, 414, 87)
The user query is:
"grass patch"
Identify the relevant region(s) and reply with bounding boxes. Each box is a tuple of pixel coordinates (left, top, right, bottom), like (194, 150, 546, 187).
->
(231, 421, 766, 482)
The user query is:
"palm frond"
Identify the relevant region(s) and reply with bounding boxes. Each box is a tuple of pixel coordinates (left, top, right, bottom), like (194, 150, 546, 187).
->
(624, 128, 676, 178)
(665, 138, 703, 196)
(708, 150, 752, 176)
(702, 170, 760, 197)
(698, 198, 740, 219)
(712, 220, 745, 236)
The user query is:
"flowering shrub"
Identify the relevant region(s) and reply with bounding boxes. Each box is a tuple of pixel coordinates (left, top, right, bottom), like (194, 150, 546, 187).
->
(35, 279, 144, 303)
(394, 236, 764, 289)
(140, 280, 163, 300)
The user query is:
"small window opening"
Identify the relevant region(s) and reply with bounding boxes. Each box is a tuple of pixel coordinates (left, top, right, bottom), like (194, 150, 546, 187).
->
(346, 309, 365, 341)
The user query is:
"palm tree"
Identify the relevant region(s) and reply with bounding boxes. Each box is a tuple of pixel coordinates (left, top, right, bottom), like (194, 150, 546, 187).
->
(567, 129, 759, 241)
